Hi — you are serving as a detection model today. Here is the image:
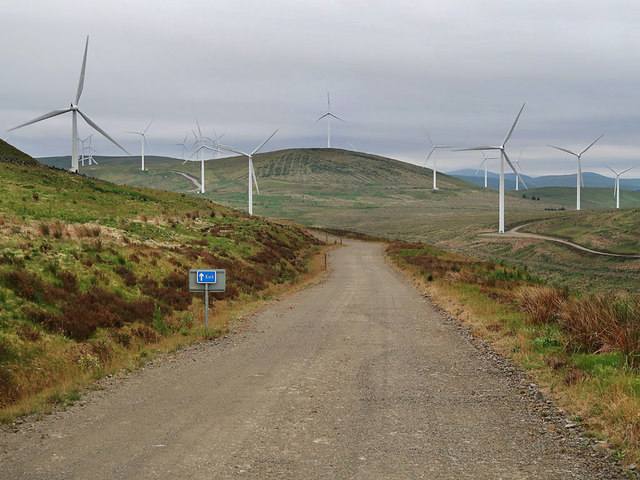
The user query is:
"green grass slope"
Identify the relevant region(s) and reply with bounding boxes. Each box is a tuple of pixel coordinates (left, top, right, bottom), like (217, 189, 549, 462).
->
(41, 148, 556, 243)
(521, 186, 640, 210)
(521, 209, 640, 255)
(1, 144, 320, 418)
(1, 139, 37, 166)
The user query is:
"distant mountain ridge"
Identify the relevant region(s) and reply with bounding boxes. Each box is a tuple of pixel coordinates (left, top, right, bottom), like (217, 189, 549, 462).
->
(447, 169, 640, 191)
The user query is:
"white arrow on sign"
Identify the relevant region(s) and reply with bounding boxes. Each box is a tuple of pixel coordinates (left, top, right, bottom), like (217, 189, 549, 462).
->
(199, 273, 204, 281)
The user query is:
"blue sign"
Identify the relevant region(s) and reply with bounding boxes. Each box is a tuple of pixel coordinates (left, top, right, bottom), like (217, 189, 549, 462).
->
(196, 270, 217, 284)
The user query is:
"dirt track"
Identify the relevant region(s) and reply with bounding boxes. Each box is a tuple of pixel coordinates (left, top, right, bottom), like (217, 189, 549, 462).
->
(0, 241, 625, 479)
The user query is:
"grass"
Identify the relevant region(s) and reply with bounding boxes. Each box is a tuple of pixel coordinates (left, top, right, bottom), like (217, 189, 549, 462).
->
(45, 148, 640, 293)
(521, 208, 640, 255)
(0, 139, 323, 421)
(387, 240, 640, 466)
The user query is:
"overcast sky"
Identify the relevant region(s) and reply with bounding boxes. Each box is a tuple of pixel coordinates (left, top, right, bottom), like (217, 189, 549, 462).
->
(2, 0, 639, 175)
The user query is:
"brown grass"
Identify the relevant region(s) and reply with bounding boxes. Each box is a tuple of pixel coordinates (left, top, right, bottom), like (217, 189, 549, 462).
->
(517, 286, 567, 325)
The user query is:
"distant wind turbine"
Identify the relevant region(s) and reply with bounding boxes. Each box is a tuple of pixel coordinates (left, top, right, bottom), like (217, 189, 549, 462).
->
(549, 134, 603, 211)
(607, 166, 633, 209)
(217, 130, 279, 216)
(426, 134, 455, 191)
(8, 36, 128, 172)
(476, 152, 498, 189)
(514, 150, 525, 191)
(317, 92, 343, 148)
(176, 134, 189, 161)
(127, 120, 153, 171)
(189, 144, 218, 194)
(456, 103, 528, 234)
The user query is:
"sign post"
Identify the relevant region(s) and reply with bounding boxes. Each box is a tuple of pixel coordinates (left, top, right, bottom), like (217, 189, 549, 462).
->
(189, 269, 226, 332)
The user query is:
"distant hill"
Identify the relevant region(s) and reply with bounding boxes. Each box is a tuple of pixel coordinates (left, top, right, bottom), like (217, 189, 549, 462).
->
(0, 138, 38, 166)
(448, 169, 640, 191)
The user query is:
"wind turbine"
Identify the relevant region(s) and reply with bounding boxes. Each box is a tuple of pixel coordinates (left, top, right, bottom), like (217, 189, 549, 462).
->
(549, 134, 603, 211)
(176, 134, 189, 161)
(8, 36, 128, 171)
(456, 103, 528, 234)
(426, 134, 455, 191)
(476, 152, 498, 189)
(188, 144, 218, 194)
(514, 150, 525, 191)
(127, 120, 153, 171)
(217, 130, 279, 216)
(607, 166, 633, 209)
(317, 92, 343, 148)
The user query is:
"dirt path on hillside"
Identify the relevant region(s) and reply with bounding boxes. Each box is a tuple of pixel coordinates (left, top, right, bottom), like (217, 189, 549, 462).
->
(0, 241, 625, 479)
(488, 223, 640, 258)
(171, 170, 201, 192)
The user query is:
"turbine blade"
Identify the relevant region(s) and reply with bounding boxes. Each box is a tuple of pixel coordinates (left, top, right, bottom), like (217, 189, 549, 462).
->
(502, 103, 526, 146)
(196, 119, 202, 138)
(606, 166, 617, 176)
(327, 113, 345, 122)
(251, 129, 279, 155)
(580, 134, 604, 156)
(8, 108, 72, 131)
(454, 146, 500, 152)
(250, 158, 260, 195)
(504, 150, 528, 189)
(217, 144, 248, 157)
(78, 110, 129, 155)
(316, 112, 331, 122)
(75, 36, 89, 104)
(621, 167, 634, 175)
(143, 119, 153, 134)
(426, 147, 437, 161)
(548, 145, 578, 156)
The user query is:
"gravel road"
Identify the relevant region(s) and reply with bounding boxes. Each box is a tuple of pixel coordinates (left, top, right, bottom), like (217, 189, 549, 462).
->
(0, 240, 626, 479)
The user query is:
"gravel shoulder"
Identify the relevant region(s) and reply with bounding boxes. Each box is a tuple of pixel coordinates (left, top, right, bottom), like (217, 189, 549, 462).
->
(0, 240, 627, 479)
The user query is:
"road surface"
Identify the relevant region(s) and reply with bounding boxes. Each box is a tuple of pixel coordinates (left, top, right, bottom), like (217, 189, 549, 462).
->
(0, 241, 623, 479)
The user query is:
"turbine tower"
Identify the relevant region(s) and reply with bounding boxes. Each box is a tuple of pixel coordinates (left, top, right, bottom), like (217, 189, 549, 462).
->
(549, 134, 603, 211)
(607, 166, 633, 209)
(217, 130, 279, 216)
(476, 152, 498, 189)
(189, 144, 217, 195)
(514, 151, 524, 191)
(127, 120, 153, 171)
(456, 103, 528, 234)
(317, 92, 343, 148)
(426, 134, 454, 191)
(8, 36, 128, 171)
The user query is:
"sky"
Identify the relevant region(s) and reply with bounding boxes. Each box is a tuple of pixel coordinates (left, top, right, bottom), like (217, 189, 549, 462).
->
(1, 0, 640, 176)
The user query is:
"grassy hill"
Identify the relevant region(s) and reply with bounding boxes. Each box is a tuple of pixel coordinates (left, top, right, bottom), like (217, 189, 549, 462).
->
(521, 186, 640, 210)
(1, 142, 321, 419)
(40, 149, 555, 243)
(38, 148, 640, 292)
(521, 209, 640, 255)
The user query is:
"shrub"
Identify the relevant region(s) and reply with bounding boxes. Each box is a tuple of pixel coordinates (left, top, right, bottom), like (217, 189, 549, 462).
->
(558, 294, 640, 366)
(517, 286, 567, 325)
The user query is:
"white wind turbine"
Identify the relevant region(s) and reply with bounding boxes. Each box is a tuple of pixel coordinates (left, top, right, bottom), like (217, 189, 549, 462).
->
(476, 152, 498, 189)
(317, 92, 343, 148)
(457, 103, 528, 234)
(549, 134, 603, 211)
(8, 36, 128, 171)
(176, 134, 189, 161)
(514, 150, 525, 191)
(217, 130, 279, 216)
(426, 134, 455, 191)
(127, 120, 153, 171)
(607, 166, 633, 209)
(188, 144, 218, 195)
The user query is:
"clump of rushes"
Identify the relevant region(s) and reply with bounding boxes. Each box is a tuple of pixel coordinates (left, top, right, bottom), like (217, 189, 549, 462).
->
(517, 286, 567, 325)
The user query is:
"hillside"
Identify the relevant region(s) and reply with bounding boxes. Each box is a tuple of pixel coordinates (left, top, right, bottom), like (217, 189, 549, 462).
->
(0, 139, 37, 166)
(0, 144, 321, 419)
(37, 148, 640, 293)
(521, 209, 640, 255)
(39, 148, 553, 242)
